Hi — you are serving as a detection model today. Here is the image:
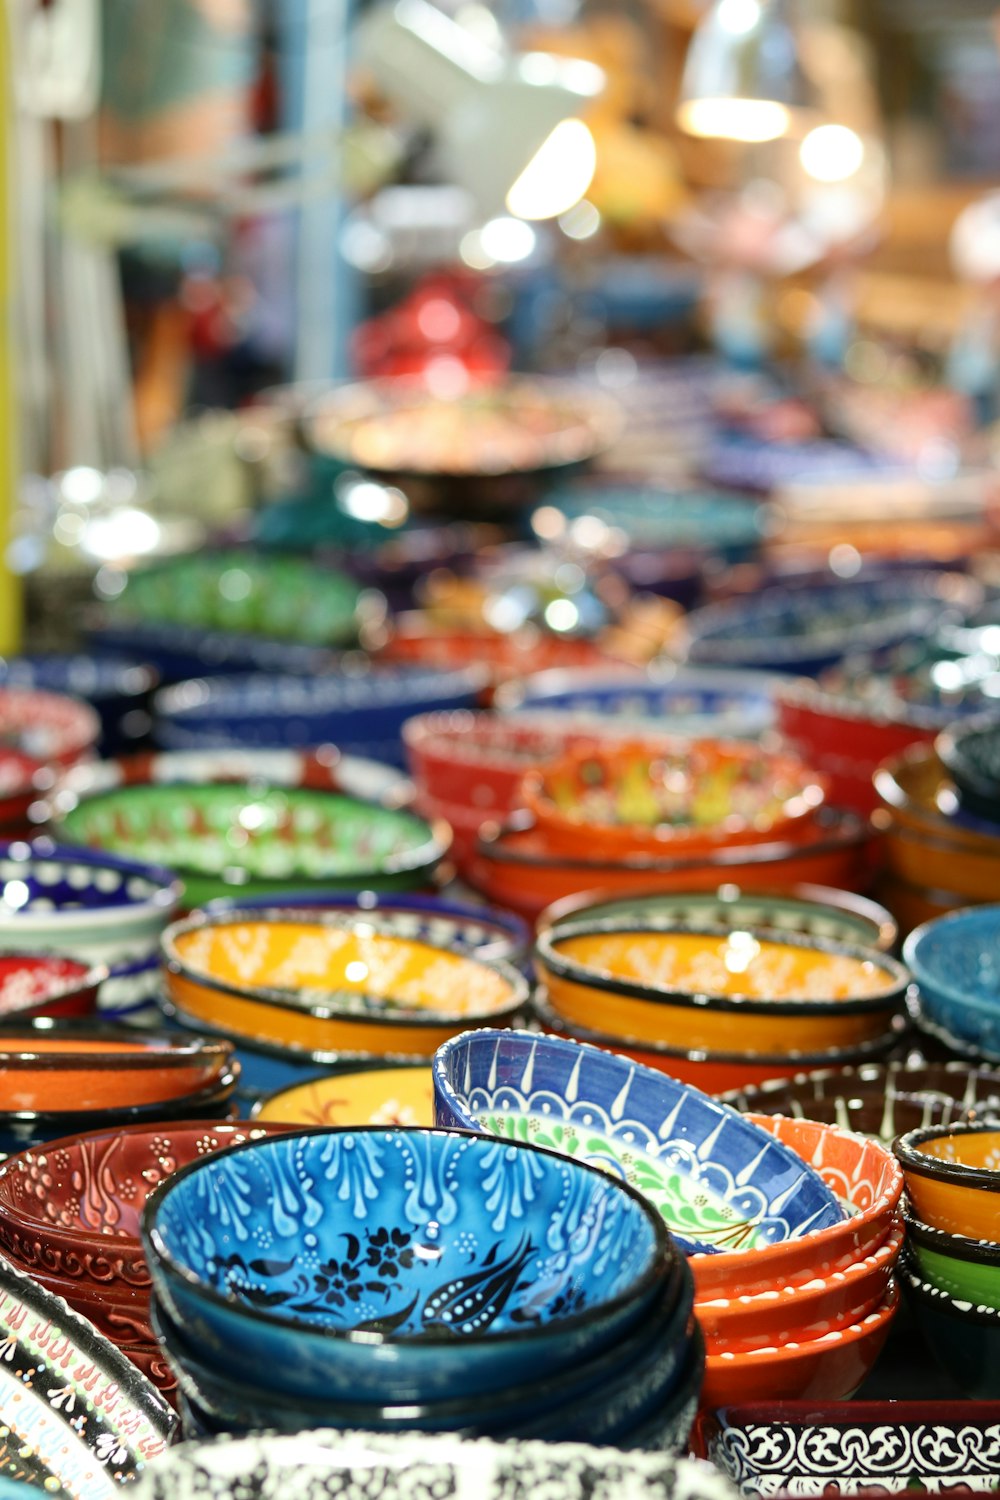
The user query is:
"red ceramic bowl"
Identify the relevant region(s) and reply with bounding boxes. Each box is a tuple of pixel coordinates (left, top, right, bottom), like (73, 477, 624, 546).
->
(378, 619, 615, 693)
(0, 953, 104, 1020)
(404, 711, 594, 818)
(694, 1217, 904, 1354)
(700, 1281, 898, 1408)
(468, 810, 873, 921)
(0, 685, 100, 767)
(521, 737, 827, 859)
(690, 1115, 904, 1300)
(0, 749, 51, 836)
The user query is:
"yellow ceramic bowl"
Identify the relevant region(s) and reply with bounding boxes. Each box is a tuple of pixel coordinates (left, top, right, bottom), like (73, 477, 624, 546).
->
(162, 912, 528, 1058)
(535, 920, 908, 1054)
(895, 1123, 1000, 1240)
(254, 1064, 434, 1127)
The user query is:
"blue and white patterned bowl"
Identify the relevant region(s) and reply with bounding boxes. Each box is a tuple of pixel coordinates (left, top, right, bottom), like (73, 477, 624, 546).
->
(432, 1031, 845, 1256)
(904, 906, 1000, 1061)
(496, 667, 778, 741)
(153, 667, 489, 768)
(141, 1125, 675, 1403)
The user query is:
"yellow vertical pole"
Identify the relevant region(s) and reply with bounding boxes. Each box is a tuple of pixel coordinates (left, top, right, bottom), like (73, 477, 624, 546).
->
(0, 9, 19, 654)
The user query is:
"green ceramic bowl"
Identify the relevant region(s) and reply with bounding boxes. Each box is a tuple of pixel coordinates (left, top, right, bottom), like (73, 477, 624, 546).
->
(56, 783, 451, 907)
(906, 1211, 1000, 1308)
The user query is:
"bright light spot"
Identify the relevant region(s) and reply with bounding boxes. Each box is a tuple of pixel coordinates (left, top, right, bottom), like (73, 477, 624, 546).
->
(80, 509, 161, 561)
(560, 199, 601, 241)
(340, 219, 393, 274)
(723, 931, 761, 974)
(339, 481, 409, 527)
(484, 592, 532, 633)
(931, 661, 965, 692)
(519, 52, 559, 86)
(717, 0, 761, 35)
(479, 216, 537, 263)
(800, 124, 865, 183)
(677, 98, 790, 143)
(554, 562, 585, 594)
(346, 961, 369, 983)
(569, 515, 614, 551)
(59, 467, 105, 506)
(53, 512, 86, 546)
(459, 231, 495, 271)
(506, 120, 597, 221)
(594, 347, 637, 389)
(544, 598, 580, 633)
(531, 505, 567, 542)
(828, 544, 862, 578)
(424, 356, 473, 400)
(1, 880, 29, 911)
(238, 804, 268, 831)
(219, 568, 253, 602)
(417, 298, 462, 343)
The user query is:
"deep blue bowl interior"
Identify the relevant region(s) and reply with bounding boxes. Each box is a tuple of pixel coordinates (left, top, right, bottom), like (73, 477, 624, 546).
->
(0, 839, 177, 913)
(905, 908, 1000, 1013)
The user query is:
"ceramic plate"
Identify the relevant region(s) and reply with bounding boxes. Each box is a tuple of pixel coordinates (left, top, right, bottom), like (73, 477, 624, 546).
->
(254, 1065, 435, 1127)
(0, 1254, 175, 1498)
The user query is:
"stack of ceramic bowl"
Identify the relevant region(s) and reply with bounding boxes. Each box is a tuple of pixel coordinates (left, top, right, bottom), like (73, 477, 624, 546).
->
(433, 1030, 903, 1406)
(142, 1125, 703, 1451)
(532, 904, 909, 1093)
(0, 1019, 239, 1153)
(904, 905, 1000, 1060)
(50, 778, 450, 909)
(0, 839, 180, 1023)
(159, 909, 529, 1101)
(0, 1120, 288, 1393)
(895, 1120, 1000, 1397)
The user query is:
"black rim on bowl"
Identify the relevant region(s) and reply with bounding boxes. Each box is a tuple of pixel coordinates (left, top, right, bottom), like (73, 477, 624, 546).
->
(0, 1017, 233, 1071)
(900, 1253, 1000, 1323)
(904, 1211, 1000, 1267)
(894, 1120, 1000, 1193)
(141, 1125, 678, 1355)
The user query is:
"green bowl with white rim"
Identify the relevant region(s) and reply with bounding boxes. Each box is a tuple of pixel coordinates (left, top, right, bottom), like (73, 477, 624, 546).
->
(905, 1210, 1000, 1308)
(55, 782, 451, 907)
(536, 882, 898, 953)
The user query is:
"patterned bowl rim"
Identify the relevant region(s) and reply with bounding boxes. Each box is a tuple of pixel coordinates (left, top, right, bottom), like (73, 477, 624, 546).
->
(706, 1394, 1000, 1427)
(535, 918, 910, 1016)
(904, 1209, 1000, 1267)
(894, 1120, 1000, 1194)
(903, 905, 1000, 1015)
(0, 838, 181, 926)
(936, 714, 1000, 804)
(141, 1124, 679, 1352)
(493, 663, 782, 717)
(402, 710, 581, 772)
(0, 952, 109, 1001)
(0, 652, 160, 696)
(161, 910, 530, 1028)
(54, 785, 453, 883)
(900, 1253, 1000, 1324)
(694, 1216, 905, 1313)
(716, 1058, 1000, 1114)
(155, 664, 494, 722)
(0, 1018, 234, 1073)
(0, 683, 102, 756)
(157, 994, 434, 1066)
(701, 1279, 899, 1368)
(777, 672, 962, 734)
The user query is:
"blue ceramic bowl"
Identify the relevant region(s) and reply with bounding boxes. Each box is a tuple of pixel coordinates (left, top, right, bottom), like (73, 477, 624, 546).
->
(683, 573, 981, 677)
(432, 1031, 845, 1255)
(497, 666, 778, 741)
(904, 906, 1000, 1061)
(534, 481, 769, 560)
(141, 1125, 674, 1402)
(205, 893, 529, 968)
(0, 652, 158, 756)
(153, 667, 489, 767)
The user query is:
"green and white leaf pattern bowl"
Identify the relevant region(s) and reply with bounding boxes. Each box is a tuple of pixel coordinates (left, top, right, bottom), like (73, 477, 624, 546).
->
(56, 784, 451, 907)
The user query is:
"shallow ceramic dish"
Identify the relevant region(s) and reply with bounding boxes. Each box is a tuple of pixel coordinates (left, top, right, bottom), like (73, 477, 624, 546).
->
(0, 684, 100, 766)
(128, 1429, 738, 1500)
(255, 1064, 434, 1127)
(142, 1125, 675, 1403)
(703, 1398, 1000, 1496)
(433, 1030, 844, 1255)
(154, 666, 489, 768)
(522, 740, 826, 858)
(904, 905, 1000, 1059)
(720, 1060, 1000, 1143)
(0, 653, 159, 757)
(900, 1256, 1000, 1398)
(537, 883, 898, 954)
(535, 920, 908, 1054)
(57, 783, 450, 907)
(162, 911, 528, 1057)
(937, 716, 1000, 822)
(0, 952, 103, 1020)
(681, 572, 981, 676)
(905, 1211, 1000, 1307)
(0, 1252, 175, 1497)
(689, 1115, 903, 1298)
(701, 1282, 898, 1408)
(496, 666, 778, 742)
(894, 1121, 1000, 1238)
(469, 809, 872, 920)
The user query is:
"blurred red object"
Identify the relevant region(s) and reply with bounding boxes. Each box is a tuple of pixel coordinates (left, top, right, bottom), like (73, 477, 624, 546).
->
(353, 277, 510, 382)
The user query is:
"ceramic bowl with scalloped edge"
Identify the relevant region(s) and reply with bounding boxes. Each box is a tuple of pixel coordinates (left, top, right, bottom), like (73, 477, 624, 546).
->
(894, 1121, 1000, 1239)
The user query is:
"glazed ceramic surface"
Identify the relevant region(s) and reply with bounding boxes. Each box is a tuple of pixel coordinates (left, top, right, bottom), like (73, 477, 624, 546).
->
(0, 1253, 175, 1498)
(704, 1400, 1000, 1496)
(904, 906, 1000, 1059)
(0, 653, 158, 756)
(141, 1125, 673, 1402)
(0, 685, 100, 766)
(535, 481, 767, 554)
(906, 1212, 1000, 1307)
(894, 1121, 1000, 1238)
(937, 716, 1000, 820)
(433, 1031, 844, 1254)
(255, 1065, 434, 1127)
(901, 1257, 1000, 1399)
(129, 1429, 739, 1500)
(57, 784, 448, 906)
(0, 954, 102, 1020)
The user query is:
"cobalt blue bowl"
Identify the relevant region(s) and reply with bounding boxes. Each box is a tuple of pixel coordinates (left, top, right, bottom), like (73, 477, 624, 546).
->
(153, 667, 489, 767)
(433, 1030, 845, 1256)
(497, 666, 777, 740)
(0, 652, 158, 756)
(904, 906, 1000, 1061)
(141, 1125, 674, 1403)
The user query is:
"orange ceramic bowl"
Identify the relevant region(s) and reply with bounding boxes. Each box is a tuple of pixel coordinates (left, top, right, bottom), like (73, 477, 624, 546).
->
(534, 921, 908, 1054)
(532, 987, 904, 1093)
(521, 738, 827, 859)
(700, 1281, 898, 1408)
(161, 910, 529, 1059)
(894, 1122, 1000, 1240)
(694, 1217, 904, 1355)
(881, 824, 1000, 905)
(874, 744, 1000, 854)
(469, 810, 873, 921)
(690, 1115, 903, 1299)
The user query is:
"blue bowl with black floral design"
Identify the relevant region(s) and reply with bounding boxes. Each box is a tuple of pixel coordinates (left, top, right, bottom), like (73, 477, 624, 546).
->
(140, 1125, 675, 1403)
(433, 1030, 846, 1255)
